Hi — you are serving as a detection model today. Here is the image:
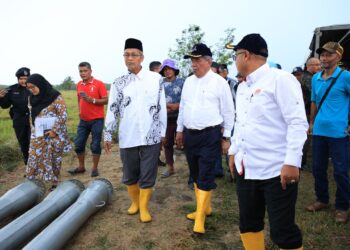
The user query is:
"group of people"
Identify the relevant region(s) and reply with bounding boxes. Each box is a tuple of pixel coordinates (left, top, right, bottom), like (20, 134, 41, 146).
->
(1, 33, 349, 250)
(0, 63, 108, 190)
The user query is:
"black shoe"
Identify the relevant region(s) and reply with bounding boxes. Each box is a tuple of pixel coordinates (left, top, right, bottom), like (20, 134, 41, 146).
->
(91, 169, 99, 177)
(158, 158, 166, 167)
(68, 167, 86, 175)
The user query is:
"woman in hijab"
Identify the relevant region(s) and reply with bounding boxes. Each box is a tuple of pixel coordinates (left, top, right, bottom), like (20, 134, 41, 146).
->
(26, 74, 71, 190)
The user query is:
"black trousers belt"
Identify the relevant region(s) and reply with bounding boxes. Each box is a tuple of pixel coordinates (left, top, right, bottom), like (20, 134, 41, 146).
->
(185, 125, 220, 135)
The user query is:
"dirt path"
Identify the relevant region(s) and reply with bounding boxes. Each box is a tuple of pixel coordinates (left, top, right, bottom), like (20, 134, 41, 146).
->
(0, 145, 240, 250)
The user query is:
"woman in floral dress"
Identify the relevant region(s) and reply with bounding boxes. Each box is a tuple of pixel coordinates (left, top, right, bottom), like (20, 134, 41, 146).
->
(26, 74, 71, 190)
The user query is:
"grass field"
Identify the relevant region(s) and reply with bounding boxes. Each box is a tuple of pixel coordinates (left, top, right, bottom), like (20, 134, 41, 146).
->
(0, 90, 350, 249)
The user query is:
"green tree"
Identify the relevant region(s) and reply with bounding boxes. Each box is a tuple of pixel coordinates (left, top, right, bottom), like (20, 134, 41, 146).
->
(168, 25, 205, 78)
(212, 28, 235, 65)
(168, 25, 235, 78)
(58, 76, 76, 90)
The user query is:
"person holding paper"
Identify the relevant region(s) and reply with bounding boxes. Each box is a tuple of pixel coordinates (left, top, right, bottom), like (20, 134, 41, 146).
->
(26, 74, 71, 190)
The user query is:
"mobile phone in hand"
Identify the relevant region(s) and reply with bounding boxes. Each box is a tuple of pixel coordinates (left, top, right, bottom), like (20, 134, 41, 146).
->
(79, 91, 87, 97)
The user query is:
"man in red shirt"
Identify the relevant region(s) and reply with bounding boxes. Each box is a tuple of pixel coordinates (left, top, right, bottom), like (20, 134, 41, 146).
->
(68, 62, 108, 177)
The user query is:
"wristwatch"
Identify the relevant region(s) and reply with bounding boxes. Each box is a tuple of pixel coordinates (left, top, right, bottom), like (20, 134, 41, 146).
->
(93, 98, 96, 104)
(222, 137, 230, 142)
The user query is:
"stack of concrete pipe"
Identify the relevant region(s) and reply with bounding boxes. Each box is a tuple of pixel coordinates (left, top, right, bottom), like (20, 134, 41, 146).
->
(0, 178, 113, 250)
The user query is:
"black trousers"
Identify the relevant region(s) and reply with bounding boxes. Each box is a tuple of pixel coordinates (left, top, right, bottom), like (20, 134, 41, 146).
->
(14, 124, 30, 165)
(235, 169, 302, 249)
(184, 125, 221, 191)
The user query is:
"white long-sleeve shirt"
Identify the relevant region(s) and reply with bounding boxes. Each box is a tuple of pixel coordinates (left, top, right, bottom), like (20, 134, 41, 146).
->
(228, 64, 308, 180)
(177, 70, 235, 137)
(104, 68, 167, 148)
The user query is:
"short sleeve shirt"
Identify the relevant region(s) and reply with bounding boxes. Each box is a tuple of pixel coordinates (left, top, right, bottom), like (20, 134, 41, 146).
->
(162, 77, 184, 104)
(76, 78, 108, 121)
(311, 67, 350, 138)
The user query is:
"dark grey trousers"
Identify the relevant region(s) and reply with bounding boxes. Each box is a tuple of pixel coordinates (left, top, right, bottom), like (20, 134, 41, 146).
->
(120, 143, 161, 188)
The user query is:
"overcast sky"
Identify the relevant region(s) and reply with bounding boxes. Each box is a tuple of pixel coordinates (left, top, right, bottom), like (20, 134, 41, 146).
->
(1, 0, 349, 85)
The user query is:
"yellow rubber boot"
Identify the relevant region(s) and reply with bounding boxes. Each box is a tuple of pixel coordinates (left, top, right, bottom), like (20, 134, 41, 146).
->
(139, 188, 153, 223)
(240, 231, 265, 250)
(127, 184, 139, 215)
(193, 189, 211, 234)
(187, 183, 212, 220)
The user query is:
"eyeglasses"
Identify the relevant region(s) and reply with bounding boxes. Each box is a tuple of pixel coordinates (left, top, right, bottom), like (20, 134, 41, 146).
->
(232, 51, 246, 61)
(309, 64, 321, 66)
(123, 53, 142, 58)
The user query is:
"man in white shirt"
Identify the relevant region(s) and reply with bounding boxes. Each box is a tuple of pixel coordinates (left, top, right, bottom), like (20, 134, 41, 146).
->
(104, 38, 167, 223)
(176, 43, 235, 234)
(227, 34, 308, 250)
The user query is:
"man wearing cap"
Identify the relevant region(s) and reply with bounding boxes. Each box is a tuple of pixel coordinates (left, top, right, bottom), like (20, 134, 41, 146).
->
(306, 42, 350, 224)
(104, 38, 167, 223)
(227, 33, 307, 250)
(0, 67, 31, 165)
(292, 67, 304, 82)
(176, 43, 234, 234)
(159, 59, 184, 178)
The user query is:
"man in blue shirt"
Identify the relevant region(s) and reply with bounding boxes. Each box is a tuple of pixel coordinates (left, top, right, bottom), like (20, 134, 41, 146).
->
(307, 42, 350, 224)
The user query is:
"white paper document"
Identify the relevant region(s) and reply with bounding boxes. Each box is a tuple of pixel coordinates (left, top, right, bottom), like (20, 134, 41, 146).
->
(35, 117, 57, 137)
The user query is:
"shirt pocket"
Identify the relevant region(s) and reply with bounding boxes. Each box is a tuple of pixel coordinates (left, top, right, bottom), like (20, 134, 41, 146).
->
(247, 92, 267, 121)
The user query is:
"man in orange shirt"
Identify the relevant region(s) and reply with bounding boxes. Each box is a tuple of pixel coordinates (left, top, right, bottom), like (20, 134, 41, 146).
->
(68, 62, 108, 177)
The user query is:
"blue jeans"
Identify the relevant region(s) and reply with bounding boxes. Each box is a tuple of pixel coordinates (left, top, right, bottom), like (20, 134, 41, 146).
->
(74, 119, 104, 155)
(312, 135, 350, 210)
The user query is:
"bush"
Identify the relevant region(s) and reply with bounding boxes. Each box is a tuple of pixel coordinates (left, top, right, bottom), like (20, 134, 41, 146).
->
(0, 143, 22, 171)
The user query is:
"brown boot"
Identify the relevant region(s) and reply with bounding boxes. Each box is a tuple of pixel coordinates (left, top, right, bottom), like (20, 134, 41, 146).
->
(335, 210, 349, 223)
(306, 201, 328, 212)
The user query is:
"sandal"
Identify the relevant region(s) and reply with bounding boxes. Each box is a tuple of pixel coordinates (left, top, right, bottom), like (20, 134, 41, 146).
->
(67, 167, 86, 175)
(161, 170, 174, 178)
(91, 169, 99, 177)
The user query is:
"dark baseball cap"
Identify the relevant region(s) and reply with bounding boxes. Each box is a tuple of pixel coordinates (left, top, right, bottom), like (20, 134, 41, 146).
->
(316, 42, 344, 56)
(184, 43, 212, 59)
(292, 66, 303, 75)
(232, 33, 268, 58)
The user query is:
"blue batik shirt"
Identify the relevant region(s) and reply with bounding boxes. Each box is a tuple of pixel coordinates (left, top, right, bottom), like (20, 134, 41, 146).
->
(162, 77, 184, 119)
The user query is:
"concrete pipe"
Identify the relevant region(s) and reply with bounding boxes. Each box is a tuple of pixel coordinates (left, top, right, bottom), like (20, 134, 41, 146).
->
(0, 179, 84, 250)
(0, 179, 46, 223)
(24, 178, 114, 250)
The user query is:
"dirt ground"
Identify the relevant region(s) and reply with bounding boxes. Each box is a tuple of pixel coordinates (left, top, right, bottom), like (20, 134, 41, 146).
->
(0, 145, 241, 250)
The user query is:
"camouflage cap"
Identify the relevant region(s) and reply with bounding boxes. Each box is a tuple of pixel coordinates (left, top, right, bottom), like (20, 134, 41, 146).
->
(316, 42, 344, 56)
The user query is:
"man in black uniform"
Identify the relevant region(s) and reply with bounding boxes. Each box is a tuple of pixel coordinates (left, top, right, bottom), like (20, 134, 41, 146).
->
(0, 67, 31, 165)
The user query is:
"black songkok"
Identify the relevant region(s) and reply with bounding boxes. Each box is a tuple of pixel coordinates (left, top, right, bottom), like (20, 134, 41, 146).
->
(124, 38, 143, 52)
